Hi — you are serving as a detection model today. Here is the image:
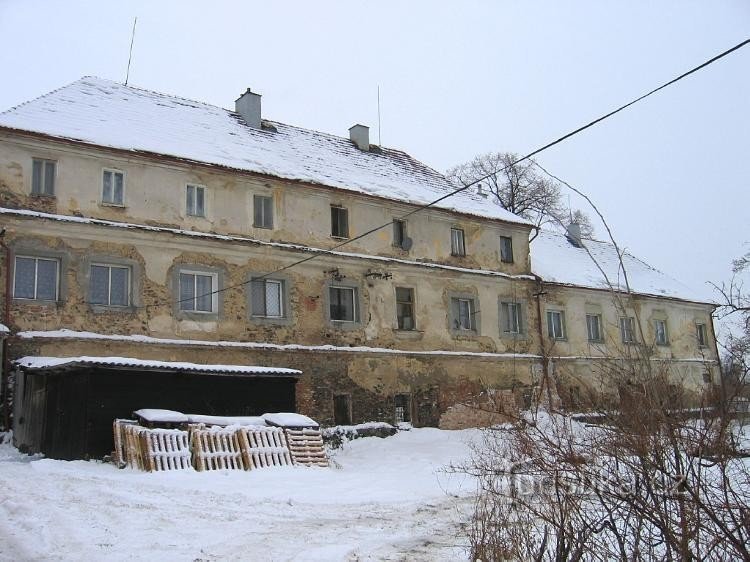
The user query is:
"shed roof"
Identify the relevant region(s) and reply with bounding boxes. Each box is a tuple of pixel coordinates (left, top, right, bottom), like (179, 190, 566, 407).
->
(0, 77, 530, 226)
(14, 356, 301, 377)
(531, 230, 713, 304)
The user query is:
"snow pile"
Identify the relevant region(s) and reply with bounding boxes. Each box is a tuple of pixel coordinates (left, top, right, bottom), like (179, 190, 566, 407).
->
(0, 428, 478, 561)
(0, 77, 529, 226)
(531, 230, 712, 303)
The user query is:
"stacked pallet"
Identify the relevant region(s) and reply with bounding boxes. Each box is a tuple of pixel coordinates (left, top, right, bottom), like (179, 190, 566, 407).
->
(285, 428, 329, 467)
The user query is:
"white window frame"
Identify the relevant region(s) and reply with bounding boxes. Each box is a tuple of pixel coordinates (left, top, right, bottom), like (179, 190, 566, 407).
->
(451, 227, 466, 257)
(186, 184, 206, 217)
(586, 313, 603, 343)
(250, 278, 284, 318)
(329, 285, 357, 323)
(90, 263, 131, 307)
(13, 255, 60, 301)
(620, 316, 637, 344)
(654, 319, 669, 346)
(501, 301, 522, 334)
(178, 270, 218, 313)
(547, 310, 566, 340)
(31, 158, 56, 196)
(101, 168, 125, 206)
(253, 194, 274, 229)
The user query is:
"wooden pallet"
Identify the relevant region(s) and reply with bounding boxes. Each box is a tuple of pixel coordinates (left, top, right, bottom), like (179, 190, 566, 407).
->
(238, 427, 293, 469)
(190, 426, 245, 471)
(112, 419, 137, 468)
(284, 428, 329, 467)
(141, 428, 192, 471)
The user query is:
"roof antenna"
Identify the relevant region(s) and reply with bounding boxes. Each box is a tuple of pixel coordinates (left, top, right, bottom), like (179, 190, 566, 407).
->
(125, 17, 138, 86)
(377, 85, 382, 146)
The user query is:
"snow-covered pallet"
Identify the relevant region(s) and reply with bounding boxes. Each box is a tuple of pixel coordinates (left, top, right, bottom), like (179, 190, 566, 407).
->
(141, 428, 192, 472)
(238, 427, 293, 469)
(190, 426, 245, 471)
(284, 428, 329, 467)
(112, 419, 136, 468)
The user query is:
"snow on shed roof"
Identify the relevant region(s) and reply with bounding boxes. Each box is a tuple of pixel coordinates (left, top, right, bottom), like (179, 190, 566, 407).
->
(14, 356, 301, 376)
(0, 77, 530, 226)
(531, 230, 713, 304)
(0, 324, 8, 335)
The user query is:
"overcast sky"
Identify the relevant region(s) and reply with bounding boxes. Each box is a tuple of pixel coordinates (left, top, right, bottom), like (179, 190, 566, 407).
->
(1, 1, 748, 308)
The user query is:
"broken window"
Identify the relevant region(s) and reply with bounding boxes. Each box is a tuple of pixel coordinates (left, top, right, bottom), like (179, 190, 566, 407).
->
(586, 313, 603, 342)
(396, 287, 415, 330)
(31, 158, 56, 196)
(329, 286, 356, 322)
(186, 184, 206, 217)
(450, 227, 466, 256)
(90, 264, 130, 307)
(102, 169, 124, 205)
(500, 236, 513, 263)
(13, 256, 59, 301)
(250, 278, 284, 318)
(253, 195, 273, 229)
(331, 205, 349, 238)
(500, 301, 522, 334)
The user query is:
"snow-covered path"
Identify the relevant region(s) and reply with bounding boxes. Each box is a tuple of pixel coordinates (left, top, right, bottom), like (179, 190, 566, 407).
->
(0, 428, 477, 561)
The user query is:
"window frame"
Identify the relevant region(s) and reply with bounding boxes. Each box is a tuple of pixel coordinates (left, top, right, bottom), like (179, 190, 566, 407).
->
(31, 158, 56, 197)
(174, 267, 221, 318)
(499, 236, 514, 264)
(101, 168, 125, 206)
(696, 322, 708, 348)
(186, 184, 207, 218)
(654, 318, 669, 346)
(392, 219, 407, 249)
(250, 278, 284, 318)
(586, 313, 603, 343)
(449, 292, 479, 334)
(395, 286, 416, 331)
(253, 194, 274, 229)
(619, 316, 637, 344)
(546, 309, 566, 340)
(330, 205, 349, 239)
(500, 300, 524, 335)
(12, 255, 60, 302)
(328, 285, 358, 324)
(450, 227, 466, 257)
(89, 263, 131, 308)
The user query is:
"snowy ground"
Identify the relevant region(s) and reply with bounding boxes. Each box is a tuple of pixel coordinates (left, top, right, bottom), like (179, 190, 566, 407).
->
(0, 429, 478, 561)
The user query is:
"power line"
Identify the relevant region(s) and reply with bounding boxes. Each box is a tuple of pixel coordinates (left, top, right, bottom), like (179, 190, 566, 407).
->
(147, 38, 749, 312)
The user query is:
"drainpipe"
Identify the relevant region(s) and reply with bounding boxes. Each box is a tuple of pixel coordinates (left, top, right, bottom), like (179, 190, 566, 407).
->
(532, 273, 551, 409)
(0, 228, 11, 430)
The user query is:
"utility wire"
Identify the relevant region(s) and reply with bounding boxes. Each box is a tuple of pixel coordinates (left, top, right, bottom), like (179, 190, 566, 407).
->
(146, 38, 749, 312)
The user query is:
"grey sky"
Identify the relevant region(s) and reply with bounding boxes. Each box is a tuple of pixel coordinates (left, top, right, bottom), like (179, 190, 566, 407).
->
(1, 0, 748, 306)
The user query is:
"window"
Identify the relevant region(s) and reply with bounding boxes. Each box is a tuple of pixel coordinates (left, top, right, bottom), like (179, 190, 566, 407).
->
(500, 236, 514, 263)
(90, 264, 130, 307)
(452, 297, 477, 331)
(586, 314, 603, 343)
(547, 310, 566, 339)
(393, 219, 406, 248)
(654, 319, 669, 346)
(186, 184, 206, 217)
(179, 271, 216, 313)
(250, 278, 284, 318)
(620, 316, 636, 343)
(102, 169, 124, 205)
(32, 158, 56, 196)
(396, 287, 415, 330)
(696, 323, 708, 347)
(500, 301, 523, 334)
(329, 286, 356, 322)
(331, 205, 349, 238)
(13, 256, 59, 300)
(450, 228, 466, 256)
(253, 195, 273, 229)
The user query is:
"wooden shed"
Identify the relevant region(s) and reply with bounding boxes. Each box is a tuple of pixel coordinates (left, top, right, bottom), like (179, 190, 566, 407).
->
(12, 356, 301, 460)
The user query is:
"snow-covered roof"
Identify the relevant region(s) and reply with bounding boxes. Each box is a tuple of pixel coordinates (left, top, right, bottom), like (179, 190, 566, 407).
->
(0, 77, 530, 226)
(531, 230, 712, 304)
(262, 413, 319, 428)
(14, 356, 301, 376)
